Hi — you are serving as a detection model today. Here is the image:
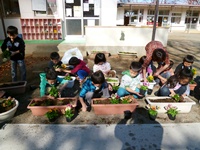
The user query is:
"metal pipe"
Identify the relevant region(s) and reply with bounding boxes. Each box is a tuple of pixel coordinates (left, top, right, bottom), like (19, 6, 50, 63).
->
(152, 0, 159, 41)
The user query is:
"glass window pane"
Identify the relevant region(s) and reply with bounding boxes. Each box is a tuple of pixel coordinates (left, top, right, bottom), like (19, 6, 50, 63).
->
(47, 0, 57, 15)
(3, 0, 20, 17)
(171, 17, 181, 24)
(66, 19, 81, 35)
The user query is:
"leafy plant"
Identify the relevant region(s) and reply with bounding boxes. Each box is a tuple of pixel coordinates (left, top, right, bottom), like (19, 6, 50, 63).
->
(45, 108, 59, 120)
(49, 86, 59, 97)
(121, 98, 129, 104)
(64, 75, 72, 80)
(110, 93, 120, 104)
(106, 78, 118, 82)
(147, 75, 154, 82)
(172, 94, 181, 102)
(65, 104, 74, 119)
(164, 104, 179, 117)
(140, 85, 148, 91)
(2, 50, 11, 59)
(190, 79, 196, 84)
(191, 68, 197, 76)
(0, 97, 16, 113)
(112, 85, 119, 91)
(147, 105, 159, 116)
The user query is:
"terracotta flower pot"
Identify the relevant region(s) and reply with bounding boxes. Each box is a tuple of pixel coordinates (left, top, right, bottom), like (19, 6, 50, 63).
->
(27, 97, 77, 116)
(92, 97, 138, 115)
(189, 83, 197, 91)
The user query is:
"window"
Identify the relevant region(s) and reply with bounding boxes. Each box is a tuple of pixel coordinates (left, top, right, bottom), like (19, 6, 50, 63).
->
(159, 10, 169, 15)
(125, 9, 143, 24)
(171, 13, 181, 24)
(2, 0, 20, 17)
(34, 0, 57, 16)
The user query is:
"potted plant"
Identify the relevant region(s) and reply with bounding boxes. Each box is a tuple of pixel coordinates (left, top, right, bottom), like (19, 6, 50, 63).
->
(45, 108, 60, 122)
(92, 94, 138, 115)
(139, 85, 148, 95)
(164, 104, 179, 120)
(64, 104, 76, 122)
(146, 104, 159, 120)
(62, 75, 76, 88)
(0, 96, 19, 123)
(49, 86, 59, 98)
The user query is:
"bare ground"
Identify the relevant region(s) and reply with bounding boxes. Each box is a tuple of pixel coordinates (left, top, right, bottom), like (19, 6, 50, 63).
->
(1, 32, 200, 125)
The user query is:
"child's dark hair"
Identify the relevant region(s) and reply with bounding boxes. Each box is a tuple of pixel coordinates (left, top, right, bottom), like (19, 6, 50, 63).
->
(50, 52, 60, 60)
(152, 48, 166, 62)
(183, 55, 194, 63)
(130, 61, 142, 72)
(166, 68, 193, 88)
(94, 53, 106, 64)
(139, 56, 146, 65)
(44, 67, 57, 80)
(91, 70, 105, 84)
(7, 26, 18, 36)
(69, 57, 80, 66)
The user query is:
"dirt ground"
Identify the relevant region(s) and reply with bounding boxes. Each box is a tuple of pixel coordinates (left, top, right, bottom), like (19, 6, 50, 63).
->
(1, 32, 200, 125)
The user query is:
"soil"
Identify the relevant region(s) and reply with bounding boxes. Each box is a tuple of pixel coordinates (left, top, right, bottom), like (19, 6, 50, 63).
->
(1, 33, 200, 124)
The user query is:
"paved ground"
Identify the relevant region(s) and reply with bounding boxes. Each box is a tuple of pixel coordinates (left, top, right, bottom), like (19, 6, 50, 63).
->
(1, 32, 200, 149)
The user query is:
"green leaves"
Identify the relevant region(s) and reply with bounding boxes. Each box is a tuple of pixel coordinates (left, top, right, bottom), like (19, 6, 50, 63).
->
(49, 86, 59, 98)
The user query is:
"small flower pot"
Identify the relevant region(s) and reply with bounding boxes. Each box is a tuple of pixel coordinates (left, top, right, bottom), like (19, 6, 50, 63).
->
(48, 117, 57, 122)
(149, 113, 157, 121)
(147, 89, 153, 95)
(167, 114, 176, 120)
(124, 110, 132, 120)
(66, 110, 78, 122)
(139, 89, 146, 95)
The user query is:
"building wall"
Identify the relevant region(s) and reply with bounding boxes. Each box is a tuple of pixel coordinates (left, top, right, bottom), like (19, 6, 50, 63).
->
(19, 0, 34, 18)
(101, 0, 117, 26)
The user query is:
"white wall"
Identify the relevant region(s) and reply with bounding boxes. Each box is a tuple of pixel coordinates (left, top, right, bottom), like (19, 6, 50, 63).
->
(116, 7, 124, 25)
(85, 26, 169, 46)
(101, 0, 117, 26)
(19, 0, 34, 18)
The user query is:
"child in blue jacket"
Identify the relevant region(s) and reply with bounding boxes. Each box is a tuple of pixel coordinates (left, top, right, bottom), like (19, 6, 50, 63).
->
(79, 70, 111, 112)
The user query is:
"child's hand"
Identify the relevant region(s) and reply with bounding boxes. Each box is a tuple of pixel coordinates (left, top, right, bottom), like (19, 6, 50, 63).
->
(55, 68, 62, 72)
(136, 92, 143, 97)
(108, 84, 113, 91)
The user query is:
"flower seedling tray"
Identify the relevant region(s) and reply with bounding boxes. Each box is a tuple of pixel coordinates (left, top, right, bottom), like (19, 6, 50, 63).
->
(105, 77, 119, 86)
(92, 97, 138, 115)
(27, 97, 77, 116)
(0, 81, 27, 95)
(145, 96, 196, 113)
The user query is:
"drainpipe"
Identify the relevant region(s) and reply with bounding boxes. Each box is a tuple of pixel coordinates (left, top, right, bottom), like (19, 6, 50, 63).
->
(151, 0, 159, 41)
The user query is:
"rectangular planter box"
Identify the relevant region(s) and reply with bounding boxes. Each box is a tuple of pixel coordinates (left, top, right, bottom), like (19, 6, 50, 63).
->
(27, 97, 77, 116)
(105, 77, 119, 86)
(118, 52, 137, 59)
(0, 81, 27, 95)
(92, 98, 138, 115)
(145, 96, 196, 113)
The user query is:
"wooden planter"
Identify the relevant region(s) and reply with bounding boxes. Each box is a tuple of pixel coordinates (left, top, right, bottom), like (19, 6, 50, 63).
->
(0, 81, 27, 95)
(92, 98, 138, 115)
(145, 96, 196, 113)
(27, 97, 77, 116)
(118, 52, 137, 59)
(0, 100, 19, 123)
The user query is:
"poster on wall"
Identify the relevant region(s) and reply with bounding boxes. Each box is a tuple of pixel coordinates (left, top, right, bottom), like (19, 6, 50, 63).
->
(32, 0, 47, 11)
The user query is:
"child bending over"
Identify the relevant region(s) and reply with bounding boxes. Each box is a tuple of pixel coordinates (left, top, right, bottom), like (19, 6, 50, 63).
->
(79, 70, 111, 112)
(157, 68, 193, 97)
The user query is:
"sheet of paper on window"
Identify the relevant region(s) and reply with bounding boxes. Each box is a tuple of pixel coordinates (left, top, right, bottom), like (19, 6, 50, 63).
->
(87, 20, 95, 26)
(66, 0, 74, 3)
(83, 3, 89, 11)
(66, 8, 72, 17)
(89, 0, 94, 4)
(74, 6, 82, 17)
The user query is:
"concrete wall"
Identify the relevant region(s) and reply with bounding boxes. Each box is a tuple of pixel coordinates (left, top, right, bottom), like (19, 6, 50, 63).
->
(19, 0, 34, 18)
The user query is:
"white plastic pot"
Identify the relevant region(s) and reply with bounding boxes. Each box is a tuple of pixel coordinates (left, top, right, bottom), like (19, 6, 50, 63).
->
(0, 100, 19, 123)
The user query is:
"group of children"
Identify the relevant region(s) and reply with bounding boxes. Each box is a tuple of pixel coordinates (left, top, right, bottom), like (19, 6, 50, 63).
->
(41, 45, 195, 112)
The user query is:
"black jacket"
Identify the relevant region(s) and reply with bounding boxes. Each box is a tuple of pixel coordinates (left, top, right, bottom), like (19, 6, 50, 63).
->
(1, 36, 25, 61)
